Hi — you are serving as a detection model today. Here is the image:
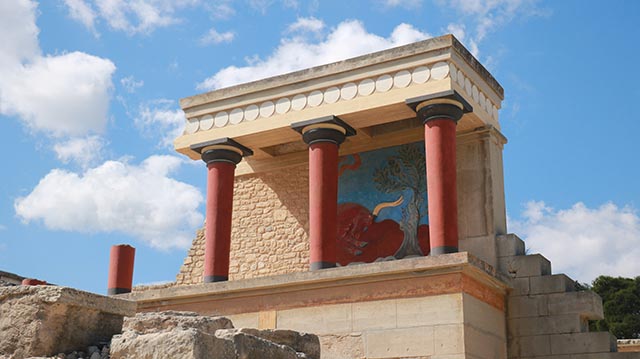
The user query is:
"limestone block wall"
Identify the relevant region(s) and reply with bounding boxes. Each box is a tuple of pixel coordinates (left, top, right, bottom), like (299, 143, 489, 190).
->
(176, 164, 310, 285)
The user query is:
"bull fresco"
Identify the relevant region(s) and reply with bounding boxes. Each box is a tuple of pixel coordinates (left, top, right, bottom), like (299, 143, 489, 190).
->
(337, 142, 430, 265)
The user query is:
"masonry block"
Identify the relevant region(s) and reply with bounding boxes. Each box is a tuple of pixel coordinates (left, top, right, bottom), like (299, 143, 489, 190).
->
(547, 291, 604, 320)
(508, 294, 549, 318)
(364, 326, 434, 358)
(508, 314, 586, 337)
(530, 274, 576, 295)
(497, 234, 525, 257)
(499, 254, 551, 278)
(507, 334, 551, 358)
(510, 277, 531, 296)
(549, 331, 617, 355)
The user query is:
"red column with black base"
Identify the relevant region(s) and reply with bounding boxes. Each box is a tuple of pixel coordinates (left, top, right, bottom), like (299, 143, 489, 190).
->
(292, 116, 356, 271)
(196, 139, 252, 283)
(107, 244, 135, 295)
(308, 141, 340, 270)
(203, 159, 237, 282)
(416, 99, 465, 255)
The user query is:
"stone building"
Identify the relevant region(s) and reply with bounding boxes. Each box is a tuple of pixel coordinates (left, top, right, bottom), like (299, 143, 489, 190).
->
(124, 35, 639, 359)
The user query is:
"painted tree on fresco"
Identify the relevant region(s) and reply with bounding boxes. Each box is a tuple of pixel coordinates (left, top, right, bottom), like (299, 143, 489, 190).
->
(372, 143, 427, 258)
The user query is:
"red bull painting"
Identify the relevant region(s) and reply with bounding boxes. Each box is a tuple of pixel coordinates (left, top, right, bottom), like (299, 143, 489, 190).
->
(337, 142, 430, 265)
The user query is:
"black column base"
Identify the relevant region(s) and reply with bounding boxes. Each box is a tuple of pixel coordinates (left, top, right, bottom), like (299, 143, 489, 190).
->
(107, 287, 131, 295)
(429, 246, 458, 255)
(204, 275, 229, 283)
(310, 261, 336, 271)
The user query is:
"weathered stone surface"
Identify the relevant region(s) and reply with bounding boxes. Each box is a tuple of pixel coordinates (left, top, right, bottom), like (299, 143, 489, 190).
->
(122, 310, 233, 335)
(227, 328, 320, 359)
(318, 334, 365, 359)
(110, 311, 318, 359)
(0, 286, 136, 359)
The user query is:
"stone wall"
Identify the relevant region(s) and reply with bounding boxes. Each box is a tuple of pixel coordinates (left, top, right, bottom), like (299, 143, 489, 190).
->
(176, 163, 310, 285)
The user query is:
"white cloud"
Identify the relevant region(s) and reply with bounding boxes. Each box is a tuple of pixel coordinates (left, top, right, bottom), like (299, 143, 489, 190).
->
(136, 99, 185, 148)
(381, 0, 422, 8)
(120, 75, 144, 93)
(198, 19, 431, 90)
(89, 0, 201, 35)
(439, 0, 549, 56)
(286, 17, 324, 34)
(510, 201, 640, 283)
(15, 155, 203, 250)
(63, 0, 98, 36)
(0, 0, 40, 69)
(53, 135, 106, 168)
(199, 28, 235, 45)
(0, 1, 116, 138)
(1, 52, 115, 137)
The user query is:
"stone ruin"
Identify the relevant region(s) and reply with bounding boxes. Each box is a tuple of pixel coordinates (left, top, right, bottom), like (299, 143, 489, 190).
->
(0, 285, 319, 359)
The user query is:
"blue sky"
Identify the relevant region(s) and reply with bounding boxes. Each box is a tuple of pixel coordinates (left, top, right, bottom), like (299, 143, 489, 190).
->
(1, 0, 639, 294)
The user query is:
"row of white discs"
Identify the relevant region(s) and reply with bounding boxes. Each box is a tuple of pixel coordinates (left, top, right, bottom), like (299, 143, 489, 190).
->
(185, 61, 497, 134)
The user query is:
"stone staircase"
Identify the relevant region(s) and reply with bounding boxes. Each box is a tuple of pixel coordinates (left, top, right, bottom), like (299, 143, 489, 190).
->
(497, 234, 640, 358)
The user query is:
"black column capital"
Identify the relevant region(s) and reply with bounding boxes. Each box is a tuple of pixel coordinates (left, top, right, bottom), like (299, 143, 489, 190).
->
(191, 138, 253, 165)
(291, 115, 356, 146)
(406, 90, 472, 125)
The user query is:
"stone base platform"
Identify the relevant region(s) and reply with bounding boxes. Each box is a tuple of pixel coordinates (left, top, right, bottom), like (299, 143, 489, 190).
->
(123, 253, 511, 358)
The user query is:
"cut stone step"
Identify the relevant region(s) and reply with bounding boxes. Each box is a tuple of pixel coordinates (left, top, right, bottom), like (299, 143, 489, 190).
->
(497, 233, 526, 257)
(499, 254, 552, 278)
(530, 274, 576, 295)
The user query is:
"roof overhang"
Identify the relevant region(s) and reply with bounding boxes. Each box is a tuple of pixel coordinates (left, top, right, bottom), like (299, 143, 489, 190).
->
(175, 34, 504, 175)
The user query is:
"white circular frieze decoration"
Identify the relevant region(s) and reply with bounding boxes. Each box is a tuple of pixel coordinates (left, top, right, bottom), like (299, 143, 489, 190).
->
(485, 100, 492, 114)
(308, 90, 323, 107)
(375, 74, 393, 92)
(412, 66, 430, 84)
(393, 70, 411, 88)
(492, 105, 498, 121)
(260, 101, 275, 118)
(479, 92, 486, 111)
(472, 85, 479, 103)
(430, 62, 450, 80)
(449, 64, 458, 82)
(245, 104, 259, 121)
(229, 108, 244, 124)
(185, 118, 199, 134)
(324, 87, 340, 104)
(214, 112, 228, 127)
(464, 78, 472, 96)
(340, 82, 357, 100)
(200, 114, 214, 130)
(358, 78, 375, 96)
(291, 94, 307, 111)
(275, 98, 291, 114)
(457, 70, 465, 88)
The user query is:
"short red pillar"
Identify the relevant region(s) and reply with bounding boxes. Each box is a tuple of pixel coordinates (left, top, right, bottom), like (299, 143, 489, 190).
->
(292, 116, 356, 270)
(413, 96, 467, 255)
(22, 278, 47, 286)
(196, 139, 252, 282)
(107, 244, 135, 295)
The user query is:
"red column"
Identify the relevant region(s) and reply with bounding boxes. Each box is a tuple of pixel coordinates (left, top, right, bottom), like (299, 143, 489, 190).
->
(308, 141, 340, 270)
(292, 116, 355, 271)
(204, 161, 236, 282)
(107, 244, 135, 295)
(424, 118, 460, 254)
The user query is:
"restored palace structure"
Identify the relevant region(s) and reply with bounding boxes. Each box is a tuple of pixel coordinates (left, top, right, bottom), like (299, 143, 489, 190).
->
(121, 35, 639, 358)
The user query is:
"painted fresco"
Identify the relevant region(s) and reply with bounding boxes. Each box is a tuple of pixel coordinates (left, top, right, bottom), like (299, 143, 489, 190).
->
(337, 141, 430, 265)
